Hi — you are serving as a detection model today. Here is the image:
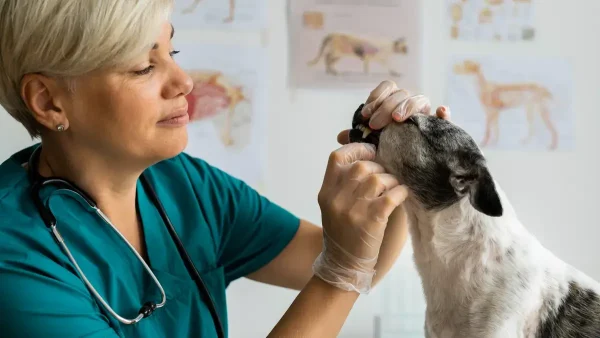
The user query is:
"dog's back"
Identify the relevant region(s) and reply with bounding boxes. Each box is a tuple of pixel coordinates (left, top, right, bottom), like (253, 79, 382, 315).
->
(349, 111, 600, 337)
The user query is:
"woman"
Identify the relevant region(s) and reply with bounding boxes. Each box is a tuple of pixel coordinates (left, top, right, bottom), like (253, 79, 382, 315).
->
(0, 1, 450, 337)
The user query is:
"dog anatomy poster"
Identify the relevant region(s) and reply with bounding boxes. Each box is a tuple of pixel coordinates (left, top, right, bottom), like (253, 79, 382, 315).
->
(287, 0, 423, 91)
(170, 0, 267, 30)
(447, 0, 535, 41)
(173, 42, 268, 190)
(446, 56, 574, 151)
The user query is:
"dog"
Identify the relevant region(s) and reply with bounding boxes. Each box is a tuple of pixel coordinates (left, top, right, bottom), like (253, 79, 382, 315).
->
(349, 104, 600, 338)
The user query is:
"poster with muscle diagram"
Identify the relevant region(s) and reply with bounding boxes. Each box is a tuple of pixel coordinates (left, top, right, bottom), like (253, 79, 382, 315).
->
(170, 0, 267, 30)
(446, 0, 535, 41)
(287, 0, 424, 91)
(445, 55, 574, 151)
(173, 42, 268, 190)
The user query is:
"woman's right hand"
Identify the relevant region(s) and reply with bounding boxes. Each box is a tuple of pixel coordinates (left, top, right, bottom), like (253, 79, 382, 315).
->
(313, 142, 409, 294)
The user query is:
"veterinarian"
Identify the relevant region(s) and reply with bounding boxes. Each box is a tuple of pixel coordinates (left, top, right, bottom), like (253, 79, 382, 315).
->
(0, 1, 450, 337)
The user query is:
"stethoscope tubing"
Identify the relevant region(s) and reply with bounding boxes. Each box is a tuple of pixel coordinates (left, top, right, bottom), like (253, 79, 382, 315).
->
(26, 145, 225, 337)
(49, 208, 167, 325)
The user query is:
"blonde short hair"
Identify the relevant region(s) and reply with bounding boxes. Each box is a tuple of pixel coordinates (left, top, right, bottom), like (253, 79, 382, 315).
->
(0, 0, 174, 138)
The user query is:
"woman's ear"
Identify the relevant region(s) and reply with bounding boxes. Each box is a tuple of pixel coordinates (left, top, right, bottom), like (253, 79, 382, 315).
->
(20, 73, 69, 131)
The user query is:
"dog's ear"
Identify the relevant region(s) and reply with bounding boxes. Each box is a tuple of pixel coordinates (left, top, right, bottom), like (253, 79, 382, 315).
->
(450, 166, 503, 217)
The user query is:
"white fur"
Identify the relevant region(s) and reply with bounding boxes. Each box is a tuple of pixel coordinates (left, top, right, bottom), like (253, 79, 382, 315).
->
(405, 181, 600, 338)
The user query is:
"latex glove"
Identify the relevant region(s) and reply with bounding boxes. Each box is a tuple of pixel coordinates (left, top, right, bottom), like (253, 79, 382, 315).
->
(313, 142, 409, 294)
(337, 80, 451, 144)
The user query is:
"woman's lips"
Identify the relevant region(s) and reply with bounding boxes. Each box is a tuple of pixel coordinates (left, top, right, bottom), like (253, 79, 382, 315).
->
(157, 112, 189, 126)
(158, 104, 190, 126)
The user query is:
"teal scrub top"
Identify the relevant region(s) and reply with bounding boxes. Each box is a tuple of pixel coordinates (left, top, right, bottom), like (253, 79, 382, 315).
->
(0, 144, 301, 338)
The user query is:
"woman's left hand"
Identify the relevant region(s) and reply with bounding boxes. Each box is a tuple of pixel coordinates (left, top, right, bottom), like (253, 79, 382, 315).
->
(337, 80, 451, 145)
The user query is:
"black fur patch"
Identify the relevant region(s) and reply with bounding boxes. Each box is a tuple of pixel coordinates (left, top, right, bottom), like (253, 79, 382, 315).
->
(396, 115, 486, 211)
(373, 113, 503, 217)
(402, 160, 458, 210)
(536, 281, 600, 338)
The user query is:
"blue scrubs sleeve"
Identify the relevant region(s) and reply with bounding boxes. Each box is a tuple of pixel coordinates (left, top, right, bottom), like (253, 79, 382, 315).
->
(179, 153, 301, 286)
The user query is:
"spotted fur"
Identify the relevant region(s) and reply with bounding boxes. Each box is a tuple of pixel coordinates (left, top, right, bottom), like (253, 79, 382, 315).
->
(359, 113, 600, 338)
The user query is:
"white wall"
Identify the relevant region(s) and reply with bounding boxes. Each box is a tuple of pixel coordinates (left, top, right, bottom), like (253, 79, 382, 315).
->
(2, 1, 600, 337)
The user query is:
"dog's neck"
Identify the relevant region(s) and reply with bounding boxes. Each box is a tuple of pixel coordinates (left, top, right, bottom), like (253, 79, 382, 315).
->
(406, 183, 556, 335)
(407, 184, 531, 270)
(406, 183, 600, 337)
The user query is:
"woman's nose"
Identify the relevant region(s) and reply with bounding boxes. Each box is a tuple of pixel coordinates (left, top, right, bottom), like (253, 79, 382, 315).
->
(165, 63, 194, 99)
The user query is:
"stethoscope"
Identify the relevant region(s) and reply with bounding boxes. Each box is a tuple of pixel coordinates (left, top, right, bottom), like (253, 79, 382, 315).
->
(26, 145, 225, 338)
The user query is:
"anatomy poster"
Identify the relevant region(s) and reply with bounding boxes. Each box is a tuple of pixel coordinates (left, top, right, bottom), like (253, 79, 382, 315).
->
(447, 0, 535, 41)
(174, 42, 268, 190)
(287, 0, 423, 91)
(445, 55, 574, 151)
(170, 0, 267, 30)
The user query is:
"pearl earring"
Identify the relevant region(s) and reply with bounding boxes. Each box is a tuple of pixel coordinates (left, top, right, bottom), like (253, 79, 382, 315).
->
(57, 124, 65, 132)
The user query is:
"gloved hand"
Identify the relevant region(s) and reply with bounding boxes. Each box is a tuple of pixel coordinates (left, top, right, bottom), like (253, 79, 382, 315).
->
(337, 80, 451, 144)
(313, 142, 409, 294)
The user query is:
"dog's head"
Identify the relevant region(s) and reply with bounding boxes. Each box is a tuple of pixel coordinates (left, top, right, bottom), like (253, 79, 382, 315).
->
(349, 105, 503, 217)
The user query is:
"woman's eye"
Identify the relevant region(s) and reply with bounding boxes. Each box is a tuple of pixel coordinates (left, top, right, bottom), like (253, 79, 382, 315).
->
(132, 51, 180, 75)
(134, 65, 154, 76)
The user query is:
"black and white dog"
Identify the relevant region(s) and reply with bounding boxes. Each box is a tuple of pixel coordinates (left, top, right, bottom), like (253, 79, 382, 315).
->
(349, 104, 600, 338)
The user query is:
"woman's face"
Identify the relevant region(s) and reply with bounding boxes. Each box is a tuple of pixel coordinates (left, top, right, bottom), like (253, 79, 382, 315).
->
(57, 21, 194, 164)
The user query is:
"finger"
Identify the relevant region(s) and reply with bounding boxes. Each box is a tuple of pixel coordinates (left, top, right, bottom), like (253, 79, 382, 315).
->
(323, 143, 368, 185)
(332, 160, 386, 195)
(370, 185, 409, 220)
(340, 143, 377, 166)
(391, 94, 432, 123)
(369, 89, 411, 129)
(416, 95, 433, 115)
(361, 80, 398, 118)
(436, 106, 451, 120)
(346, 160, 386, 182)
(325, 143, 377, 184)
(355, 173, 400, 199)
(337, 129, 350, 145)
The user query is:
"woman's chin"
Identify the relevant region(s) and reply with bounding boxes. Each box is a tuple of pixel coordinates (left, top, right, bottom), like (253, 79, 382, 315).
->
(151, 130, 189, 161)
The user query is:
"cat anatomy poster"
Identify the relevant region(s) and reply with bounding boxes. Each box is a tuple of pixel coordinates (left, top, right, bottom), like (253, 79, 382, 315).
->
(287, 0, 424, 91)
(447, 0, 535, 41)
(446, 55, 574, 151)
(172, 42, 269, 190)
(171, 0, 267, 30)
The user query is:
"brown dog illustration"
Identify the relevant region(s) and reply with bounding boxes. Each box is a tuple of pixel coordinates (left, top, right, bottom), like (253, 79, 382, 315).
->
(307, 33, 408, 77)
(453, 60, 558, 150)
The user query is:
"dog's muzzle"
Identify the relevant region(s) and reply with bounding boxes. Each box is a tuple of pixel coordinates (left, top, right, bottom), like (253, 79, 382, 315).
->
(349, 103, 381, 148)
